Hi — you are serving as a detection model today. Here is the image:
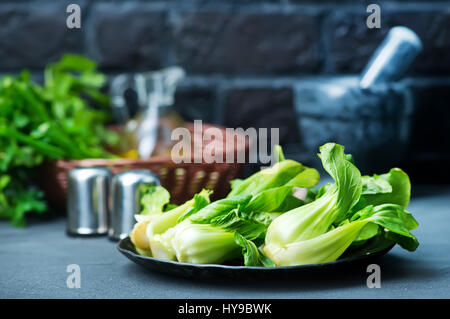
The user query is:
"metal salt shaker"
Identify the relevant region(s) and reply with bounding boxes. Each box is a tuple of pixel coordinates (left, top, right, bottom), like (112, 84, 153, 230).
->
(67, 167, 112, 236)
(109, 170, 160, 241)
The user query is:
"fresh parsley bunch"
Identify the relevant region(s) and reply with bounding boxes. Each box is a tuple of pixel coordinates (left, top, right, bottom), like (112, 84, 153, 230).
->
(0, 54, 118, 226)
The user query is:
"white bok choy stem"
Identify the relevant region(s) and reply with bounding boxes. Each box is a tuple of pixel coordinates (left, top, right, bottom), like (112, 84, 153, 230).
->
(265, 143, 362, 249)
(264, 204, 418, 266)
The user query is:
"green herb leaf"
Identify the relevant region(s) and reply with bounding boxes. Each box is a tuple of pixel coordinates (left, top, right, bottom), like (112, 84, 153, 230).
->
(140, 185, 171, 216)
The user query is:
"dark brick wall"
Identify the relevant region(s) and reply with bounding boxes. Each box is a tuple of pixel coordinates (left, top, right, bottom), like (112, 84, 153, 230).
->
(1, 0, 449, 182)
(174, 10, 320, 74)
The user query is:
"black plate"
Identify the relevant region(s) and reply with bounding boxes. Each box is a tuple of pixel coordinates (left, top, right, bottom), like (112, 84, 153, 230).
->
(117, 237, 395, 280)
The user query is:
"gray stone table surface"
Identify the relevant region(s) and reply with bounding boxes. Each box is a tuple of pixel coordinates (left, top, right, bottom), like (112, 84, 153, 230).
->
(1, 185, 449, 299)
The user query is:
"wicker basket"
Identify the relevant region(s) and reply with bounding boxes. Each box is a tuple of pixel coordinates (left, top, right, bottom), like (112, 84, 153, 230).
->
(39, 123, 249, 207)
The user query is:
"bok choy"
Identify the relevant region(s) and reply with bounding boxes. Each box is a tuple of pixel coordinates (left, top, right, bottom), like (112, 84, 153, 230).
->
(129, 143, 419, 268)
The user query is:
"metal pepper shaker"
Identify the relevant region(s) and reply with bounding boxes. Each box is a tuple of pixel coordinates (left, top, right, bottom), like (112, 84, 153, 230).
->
(67, 167, 112, 236)
(109, 170, 160, 241)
